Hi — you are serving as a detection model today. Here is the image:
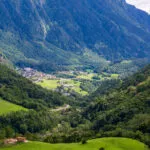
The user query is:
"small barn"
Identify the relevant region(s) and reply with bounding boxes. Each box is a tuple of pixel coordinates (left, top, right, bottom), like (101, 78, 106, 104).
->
(4, 137, 27, 145)
(4, 138, 17, 145)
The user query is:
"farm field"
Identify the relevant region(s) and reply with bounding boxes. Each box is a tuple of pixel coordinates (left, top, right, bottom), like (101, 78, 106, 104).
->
(0, 138, 147, 150)
(111, 74, 119, 79)
(38, 79, 88, 95)
(37, 79, 60, 89)
(65, 79, 88, 95)
(20, 68, 119, 95)
(76, 73, 95, 80)
(0, 98, 27, 115)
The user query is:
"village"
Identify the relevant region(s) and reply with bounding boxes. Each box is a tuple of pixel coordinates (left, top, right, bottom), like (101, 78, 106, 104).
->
(17, 67, 90, 96)
(18, 67, 57, 83)
(18, 67, 93, 81)
(17, 67, 118, 96)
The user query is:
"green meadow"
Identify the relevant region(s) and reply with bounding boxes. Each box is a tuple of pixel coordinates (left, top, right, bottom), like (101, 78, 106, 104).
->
(38, 79, 88, 95)
(0, 138, 148, 150)
(0, 99, 27, 115)
(37, 79, 59, 89)
(66, 79, 88, 95)
(111, 74, 119, 79)
(77, 73, 95, 80)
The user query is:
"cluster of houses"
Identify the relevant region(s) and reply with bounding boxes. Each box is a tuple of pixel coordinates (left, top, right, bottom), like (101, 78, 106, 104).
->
(18, 68, 91, 84)
(4, 137, 28, 145)
(17, 67, 89, 96)
(19, 67, 56, 82)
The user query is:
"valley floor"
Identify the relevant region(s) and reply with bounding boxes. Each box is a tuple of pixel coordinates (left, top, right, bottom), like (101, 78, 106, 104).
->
(0, 138, 148, 150)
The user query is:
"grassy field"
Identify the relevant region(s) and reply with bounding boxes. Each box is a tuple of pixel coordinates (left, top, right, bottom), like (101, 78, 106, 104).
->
(77, 73, 95, 80)
(38, 79, 88, 95)
(37, 79, 59, 89)
(0, 138, 148, 150)
(111, 74, 119, 79)
(37, 72, 119, 95)
(67, 79, 88, 95)
(0, 99, 27, 115)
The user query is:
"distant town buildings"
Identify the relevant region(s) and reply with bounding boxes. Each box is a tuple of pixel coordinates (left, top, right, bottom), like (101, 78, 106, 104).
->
(19, 67, 56, 82)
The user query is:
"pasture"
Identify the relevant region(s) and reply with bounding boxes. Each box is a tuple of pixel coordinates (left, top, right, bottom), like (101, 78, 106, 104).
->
(0, 138, 148, 150)
(0, 99, 27, 115)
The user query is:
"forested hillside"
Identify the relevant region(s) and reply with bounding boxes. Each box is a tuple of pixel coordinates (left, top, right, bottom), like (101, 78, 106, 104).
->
(0, 64, 73, 139)
(82, 65, 150, 146)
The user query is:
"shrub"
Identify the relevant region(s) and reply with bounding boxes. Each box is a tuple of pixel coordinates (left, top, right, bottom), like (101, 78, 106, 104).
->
(99, 147, 105, 150)
(82, 139, 87, 144)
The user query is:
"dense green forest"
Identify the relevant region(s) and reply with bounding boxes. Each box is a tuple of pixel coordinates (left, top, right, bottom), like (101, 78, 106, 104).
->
(82, 65, 150, 146)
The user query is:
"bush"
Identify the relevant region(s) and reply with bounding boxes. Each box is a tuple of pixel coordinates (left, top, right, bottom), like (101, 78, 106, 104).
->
(82, 139, 87, 144)
(99, 147, 105, 150)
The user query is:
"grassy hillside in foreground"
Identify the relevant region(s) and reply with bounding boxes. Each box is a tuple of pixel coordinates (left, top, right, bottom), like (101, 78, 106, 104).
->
(0, 138, 148, 150)
(0, 99, 27, 115)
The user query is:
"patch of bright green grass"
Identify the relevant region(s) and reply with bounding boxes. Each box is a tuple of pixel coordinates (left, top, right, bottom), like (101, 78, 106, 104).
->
(38, 79, 88, 95)
(0, 138, 147, 150)
(0, 98, 27, 115)
(111, 74, 119, 79)
(73, 86, 88, 95)
(67, 80, 88, 95)
(38, 79, 60, 89)
(77, 73, 95, 80)
(121, 60, 132, 64)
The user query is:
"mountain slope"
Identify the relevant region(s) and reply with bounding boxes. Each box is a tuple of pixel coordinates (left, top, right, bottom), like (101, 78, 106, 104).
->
(0, 0, 150, 71)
